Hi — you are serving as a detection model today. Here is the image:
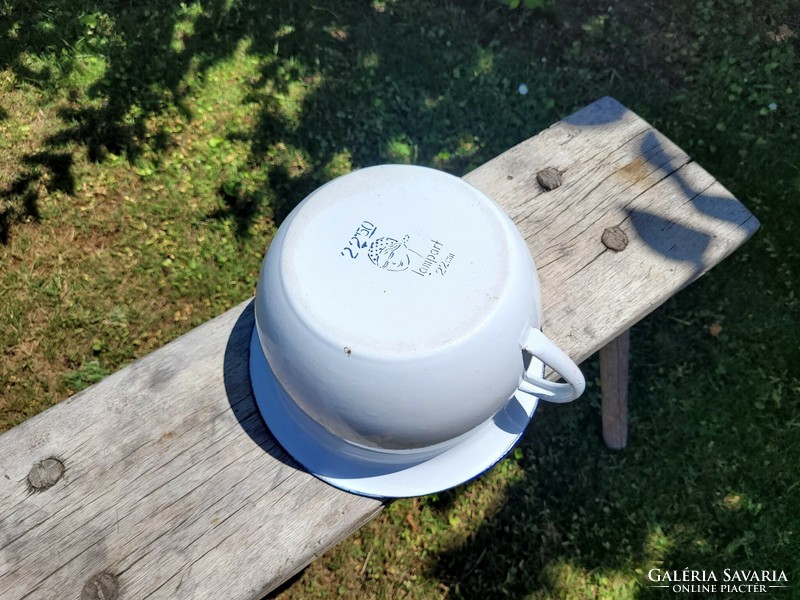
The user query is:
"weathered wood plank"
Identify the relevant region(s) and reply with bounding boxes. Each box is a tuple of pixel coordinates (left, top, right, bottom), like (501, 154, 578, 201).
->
(599, 329, 631, 450)
(464, 96, 759, 364)
(0, 303, 384, 599)
(0, 97, 758, 600)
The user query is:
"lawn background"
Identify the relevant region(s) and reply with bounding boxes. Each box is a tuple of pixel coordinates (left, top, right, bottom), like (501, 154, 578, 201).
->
(1, 0, 798, 598)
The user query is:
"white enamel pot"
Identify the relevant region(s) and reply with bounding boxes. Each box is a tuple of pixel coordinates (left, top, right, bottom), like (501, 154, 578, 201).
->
(250, 164, 585, 497)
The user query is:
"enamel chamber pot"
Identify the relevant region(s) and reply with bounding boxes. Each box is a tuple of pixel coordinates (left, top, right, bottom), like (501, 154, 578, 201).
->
(249, 165, 585, 497)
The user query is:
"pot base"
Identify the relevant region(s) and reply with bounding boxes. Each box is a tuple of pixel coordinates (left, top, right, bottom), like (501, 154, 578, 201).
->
(249, 327, 544, 498)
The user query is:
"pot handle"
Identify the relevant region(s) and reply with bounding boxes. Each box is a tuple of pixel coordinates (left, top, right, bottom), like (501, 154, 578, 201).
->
(518, 327, 585, 403)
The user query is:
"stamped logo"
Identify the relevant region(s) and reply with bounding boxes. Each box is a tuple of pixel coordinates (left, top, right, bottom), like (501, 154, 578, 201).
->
(339, 220, 455, 277)
(367, 235, 418, 271)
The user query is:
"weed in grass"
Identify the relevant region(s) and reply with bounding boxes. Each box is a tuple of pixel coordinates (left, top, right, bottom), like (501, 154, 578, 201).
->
(63, 359, 111, 393)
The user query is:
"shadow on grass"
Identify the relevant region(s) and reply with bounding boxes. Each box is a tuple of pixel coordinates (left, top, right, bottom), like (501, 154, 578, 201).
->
(433, 287, 799, 598)
(1, 0, 345, 240)
(425, 123, 790, 597)
(1, 0, 573, 242)
(0, 151, 73, 242)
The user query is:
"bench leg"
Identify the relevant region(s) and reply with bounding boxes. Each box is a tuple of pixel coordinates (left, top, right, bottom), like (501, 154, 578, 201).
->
(600, 329, 630, 449)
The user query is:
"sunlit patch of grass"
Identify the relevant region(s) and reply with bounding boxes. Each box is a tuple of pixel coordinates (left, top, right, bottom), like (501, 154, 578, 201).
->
(361, 51, 379, 69)
(384, 135, 416, 163)
(540, 561, 638, 600)
(432, 135, 482, 173)
(171, 1, 204, 52)
(320, 150, 353, 180)
(718, 491, 763, 515)
(63, 359, 111, 392)
(65, 54, 107, 91)
(642, 525, 674, 566)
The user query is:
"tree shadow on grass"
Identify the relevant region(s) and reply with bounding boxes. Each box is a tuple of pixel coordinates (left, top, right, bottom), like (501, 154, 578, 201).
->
(3, 0, 579, 242)
(205, 0, 591, 234)
(428, 115, 778, 600)
(0, 151, 73, 243)
(0, 0, 346, 240)
(432, 305, 798, 598)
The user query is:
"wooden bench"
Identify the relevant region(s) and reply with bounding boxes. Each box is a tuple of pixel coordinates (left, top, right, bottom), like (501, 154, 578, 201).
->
(0, 97, 758, 599)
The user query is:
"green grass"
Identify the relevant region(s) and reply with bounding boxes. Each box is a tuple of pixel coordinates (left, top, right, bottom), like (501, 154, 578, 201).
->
(1, 0, 799, 598)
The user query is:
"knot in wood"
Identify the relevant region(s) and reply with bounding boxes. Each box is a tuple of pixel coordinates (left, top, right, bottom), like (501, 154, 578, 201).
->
(536, 167, 563, 191)
(601, 226, 629, 251)
(27, 458, 64, 491)
(81, 572, 119, 600)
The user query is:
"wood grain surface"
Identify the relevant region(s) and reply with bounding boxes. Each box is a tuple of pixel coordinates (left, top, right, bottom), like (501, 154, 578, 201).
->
(464, 97, 759, 364)
(599, 329, 631, 450)
(0, 97, 758, 599)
